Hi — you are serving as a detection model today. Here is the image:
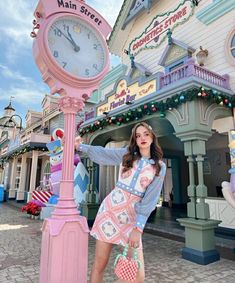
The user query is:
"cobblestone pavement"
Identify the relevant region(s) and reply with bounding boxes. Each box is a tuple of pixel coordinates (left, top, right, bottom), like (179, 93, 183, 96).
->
(0, 203, 235, 283)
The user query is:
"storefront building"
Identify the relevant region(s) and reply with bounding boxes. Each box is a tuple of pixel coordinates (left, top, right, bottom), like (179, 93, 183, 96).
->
(79, 0, 235, 263)
(0, 0, 234, 264)
(0, 94, 90, 203)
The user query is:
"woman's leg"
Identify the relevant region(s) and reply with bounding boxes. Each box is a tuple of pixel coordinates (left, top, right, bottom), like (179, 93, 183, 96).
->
(90, 240, 113, 283)
(115, 247, 145, 283)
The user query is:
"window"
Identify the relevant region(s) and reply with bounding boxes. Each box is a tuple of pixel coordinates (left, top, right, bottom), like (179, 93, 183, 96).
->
(230, 34, 235, 58)
(40, 161, 51, 190)
(169, 61, 184, 72)
(15, 161, 21, 189)
(226, 29, 235, 65)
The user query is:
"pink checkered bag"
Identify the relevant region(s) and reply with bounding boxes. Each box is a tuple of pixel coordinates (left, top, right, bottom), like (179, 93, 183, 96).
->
(114, 245, 141, 282)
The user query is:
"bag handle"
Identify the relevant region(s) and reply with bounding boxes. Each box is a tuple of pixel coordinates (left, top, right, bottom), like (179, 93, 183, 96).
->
(114, 245, 142, 269)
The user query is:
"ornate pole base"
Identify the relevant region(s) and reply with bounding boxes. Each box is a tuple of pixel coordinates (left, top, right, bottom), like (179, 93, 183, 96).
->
(39, 216, 89, 283)
(177, 218, 221, 265)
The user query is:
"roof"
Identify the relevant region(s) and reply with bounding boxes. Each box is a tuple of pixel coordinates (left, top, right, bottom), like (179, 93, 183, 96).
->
(158, 38, 196, 66)
(108, 0, 134, 55)
(4, 102, 15, 111)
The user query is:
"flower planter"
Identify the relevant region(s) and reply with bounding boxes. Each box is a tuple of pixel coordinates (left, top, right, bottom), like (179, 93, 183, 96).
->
(31, 214, 40, 220)
(22, 200, 44, 218)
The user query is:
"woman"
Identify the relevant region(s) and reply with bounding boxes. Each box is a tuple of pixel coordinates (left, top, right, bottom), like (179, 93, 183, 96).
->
(75, 122, 166, 283)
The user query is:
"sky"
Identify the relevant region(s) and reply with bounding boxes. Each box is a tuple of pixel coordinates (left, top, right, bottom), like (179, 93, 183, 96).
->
(0, 0, 123, 125)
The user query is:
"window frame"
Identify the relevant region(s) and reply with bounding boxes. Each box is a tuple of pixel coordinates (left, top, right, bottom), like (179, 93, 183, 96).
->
(225, 28, 235, 66)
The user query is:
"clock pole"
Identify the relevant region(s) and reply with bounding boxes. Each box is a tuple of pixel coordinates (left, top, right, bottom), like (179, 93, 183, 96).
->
(39, 96, 89, 283)
(31, 0, 112, 282)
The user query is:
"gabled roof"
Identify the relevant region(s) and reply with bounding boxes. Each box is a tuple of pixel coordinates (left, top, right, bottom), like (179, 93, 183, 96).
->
(123, 0, 153, 28)
(4, 102, 15, 111)
(108, 0, 136, 56)
(108, 0, 159, 56)
(158, 38, 195, 66)
(128, 57, 152, 77)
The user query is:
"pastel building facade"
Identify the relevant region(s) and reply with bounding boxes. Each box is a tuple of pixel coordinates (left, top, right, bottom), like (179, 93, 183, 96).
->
(79, 0, 235, 245)
(0, 94, 92, 203)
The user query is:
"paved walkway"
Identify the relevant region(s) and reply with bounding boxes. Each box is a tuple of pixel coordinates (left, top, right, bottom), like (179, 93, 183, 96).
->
(0, 203, 235, 283)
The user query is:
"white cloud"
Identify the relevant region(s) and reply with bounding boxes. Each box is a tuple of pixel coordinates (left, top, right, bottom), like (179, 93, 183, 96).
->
(0, 0, 37, 62)
(88, 0, 123, 26)
(0, 64, 47, 107)
(0, 64, 32, 84)
(0, 86, 46, 108)
(0, 1, 123, 113)
(0, 86, 46, 107)
(0, 0, 122, 62)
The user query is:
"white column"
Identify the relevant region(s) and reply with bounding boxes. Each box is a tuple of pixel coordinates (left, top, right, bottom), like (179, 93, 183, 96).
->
(9, 158, 18, 199)
(0, 167, 4, 184)
(17, 154, 28, 201)
(27, 150, 39, 202)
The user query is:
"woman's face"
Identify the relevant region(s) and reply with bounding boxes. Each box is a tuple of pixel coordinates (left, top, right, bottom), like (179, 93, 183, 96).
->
(135, 125, 153, 150)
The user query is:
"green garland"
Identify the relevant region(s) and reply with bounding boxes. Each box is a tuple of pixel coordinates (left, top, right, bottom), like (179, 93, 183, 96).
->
(79, 87, 234, 136)
(0, 146, 47, 163)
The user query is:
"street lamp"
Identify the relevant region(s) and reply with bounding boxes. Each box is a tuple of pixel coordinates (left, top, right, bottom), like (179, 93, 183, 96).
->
(8, 114, 23, 131)
(6, 114, 23, 131)
(196, 46, 209, 66)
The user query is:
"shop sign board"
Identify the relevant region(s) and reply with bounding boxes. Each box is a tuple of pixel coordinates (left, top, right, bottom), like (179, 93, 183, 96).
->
(97, 78, 156, 116)
(129, 0, 195, 56)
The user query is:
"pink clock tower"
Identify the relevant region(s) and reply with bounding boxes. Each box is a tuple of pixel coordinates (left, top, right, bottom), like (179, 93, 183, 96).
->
(31, 0, 112, 282)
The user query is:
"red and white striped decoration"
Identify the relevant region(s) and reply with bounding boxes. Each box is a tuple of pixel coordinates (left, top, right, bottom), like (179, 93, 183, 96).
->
(32, 191, 52, 203)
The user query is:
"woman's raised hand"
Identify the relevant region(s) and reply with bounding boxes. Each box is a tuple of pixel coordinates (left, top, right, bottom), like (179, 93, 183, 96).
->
(128, 228, 141, 249)
(75, 136, 83, 150)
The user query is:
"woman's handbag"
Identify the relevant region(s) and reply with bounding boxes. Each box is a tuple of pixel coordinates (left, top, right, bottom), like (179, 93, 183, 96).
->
(114, 245, 141, 282)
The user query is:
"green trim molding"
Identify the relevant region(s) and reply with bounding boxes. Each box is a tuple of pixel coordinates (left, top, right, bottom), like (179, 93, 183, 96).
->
(196, 0, 235, 25)
(88, 64, 127, 104)
(88, 90, 99, 104)
(100, 64, 127, 89)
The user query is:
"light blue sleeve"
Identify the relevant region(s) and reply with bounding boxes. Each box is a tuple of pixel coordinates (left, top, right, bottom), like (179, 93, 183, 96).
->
(134, 161, 166, 232)
(78, 144, 128, 166)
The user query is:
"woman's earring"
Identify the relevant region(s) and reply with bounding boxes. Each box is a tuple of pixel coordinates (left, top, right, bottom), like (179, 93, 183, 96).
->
(133, 146, 138, 155)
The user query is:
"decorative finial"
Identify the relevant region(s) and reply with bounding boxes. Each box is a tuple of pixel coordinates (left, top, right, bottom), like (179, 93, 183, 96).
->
(9, 96, 14, 103)
(167, 29, 172, 45)
(130, 54, 135, 68)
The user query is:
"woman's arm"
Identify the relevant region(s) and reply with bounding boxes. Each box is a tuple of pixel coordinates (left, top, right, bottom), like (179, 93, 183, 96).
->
(77, 144, 128, 166)
(134, 161, 167, 232)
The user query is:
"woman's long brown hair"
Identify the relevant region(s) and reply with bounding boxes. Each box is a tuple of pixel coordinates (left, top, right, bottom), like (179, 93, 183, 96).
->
(122, 122, 163, 176)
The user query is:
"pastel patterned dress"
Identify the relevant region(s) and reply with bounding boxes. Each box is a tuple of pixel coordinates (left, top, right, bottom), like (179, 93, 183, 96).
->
(79, 144, 166, 247)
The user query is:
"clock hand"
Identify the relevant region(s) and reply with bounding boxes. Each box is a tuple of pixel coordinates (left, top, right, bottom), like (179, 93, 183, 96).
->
(52, 25, 79, 52)
(67, 30, 80, 52)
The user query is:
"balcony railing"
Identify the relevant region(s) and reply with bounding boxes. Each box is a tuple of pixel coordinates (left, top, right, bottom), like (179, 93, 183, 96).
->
(20, 133, 51, 145)
(160, 60, 230, 90)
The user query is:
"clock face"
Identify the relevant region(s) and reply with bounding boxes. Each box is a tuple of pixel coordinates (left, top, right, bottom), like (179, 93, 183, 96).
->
(47, 15, 107, 79)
